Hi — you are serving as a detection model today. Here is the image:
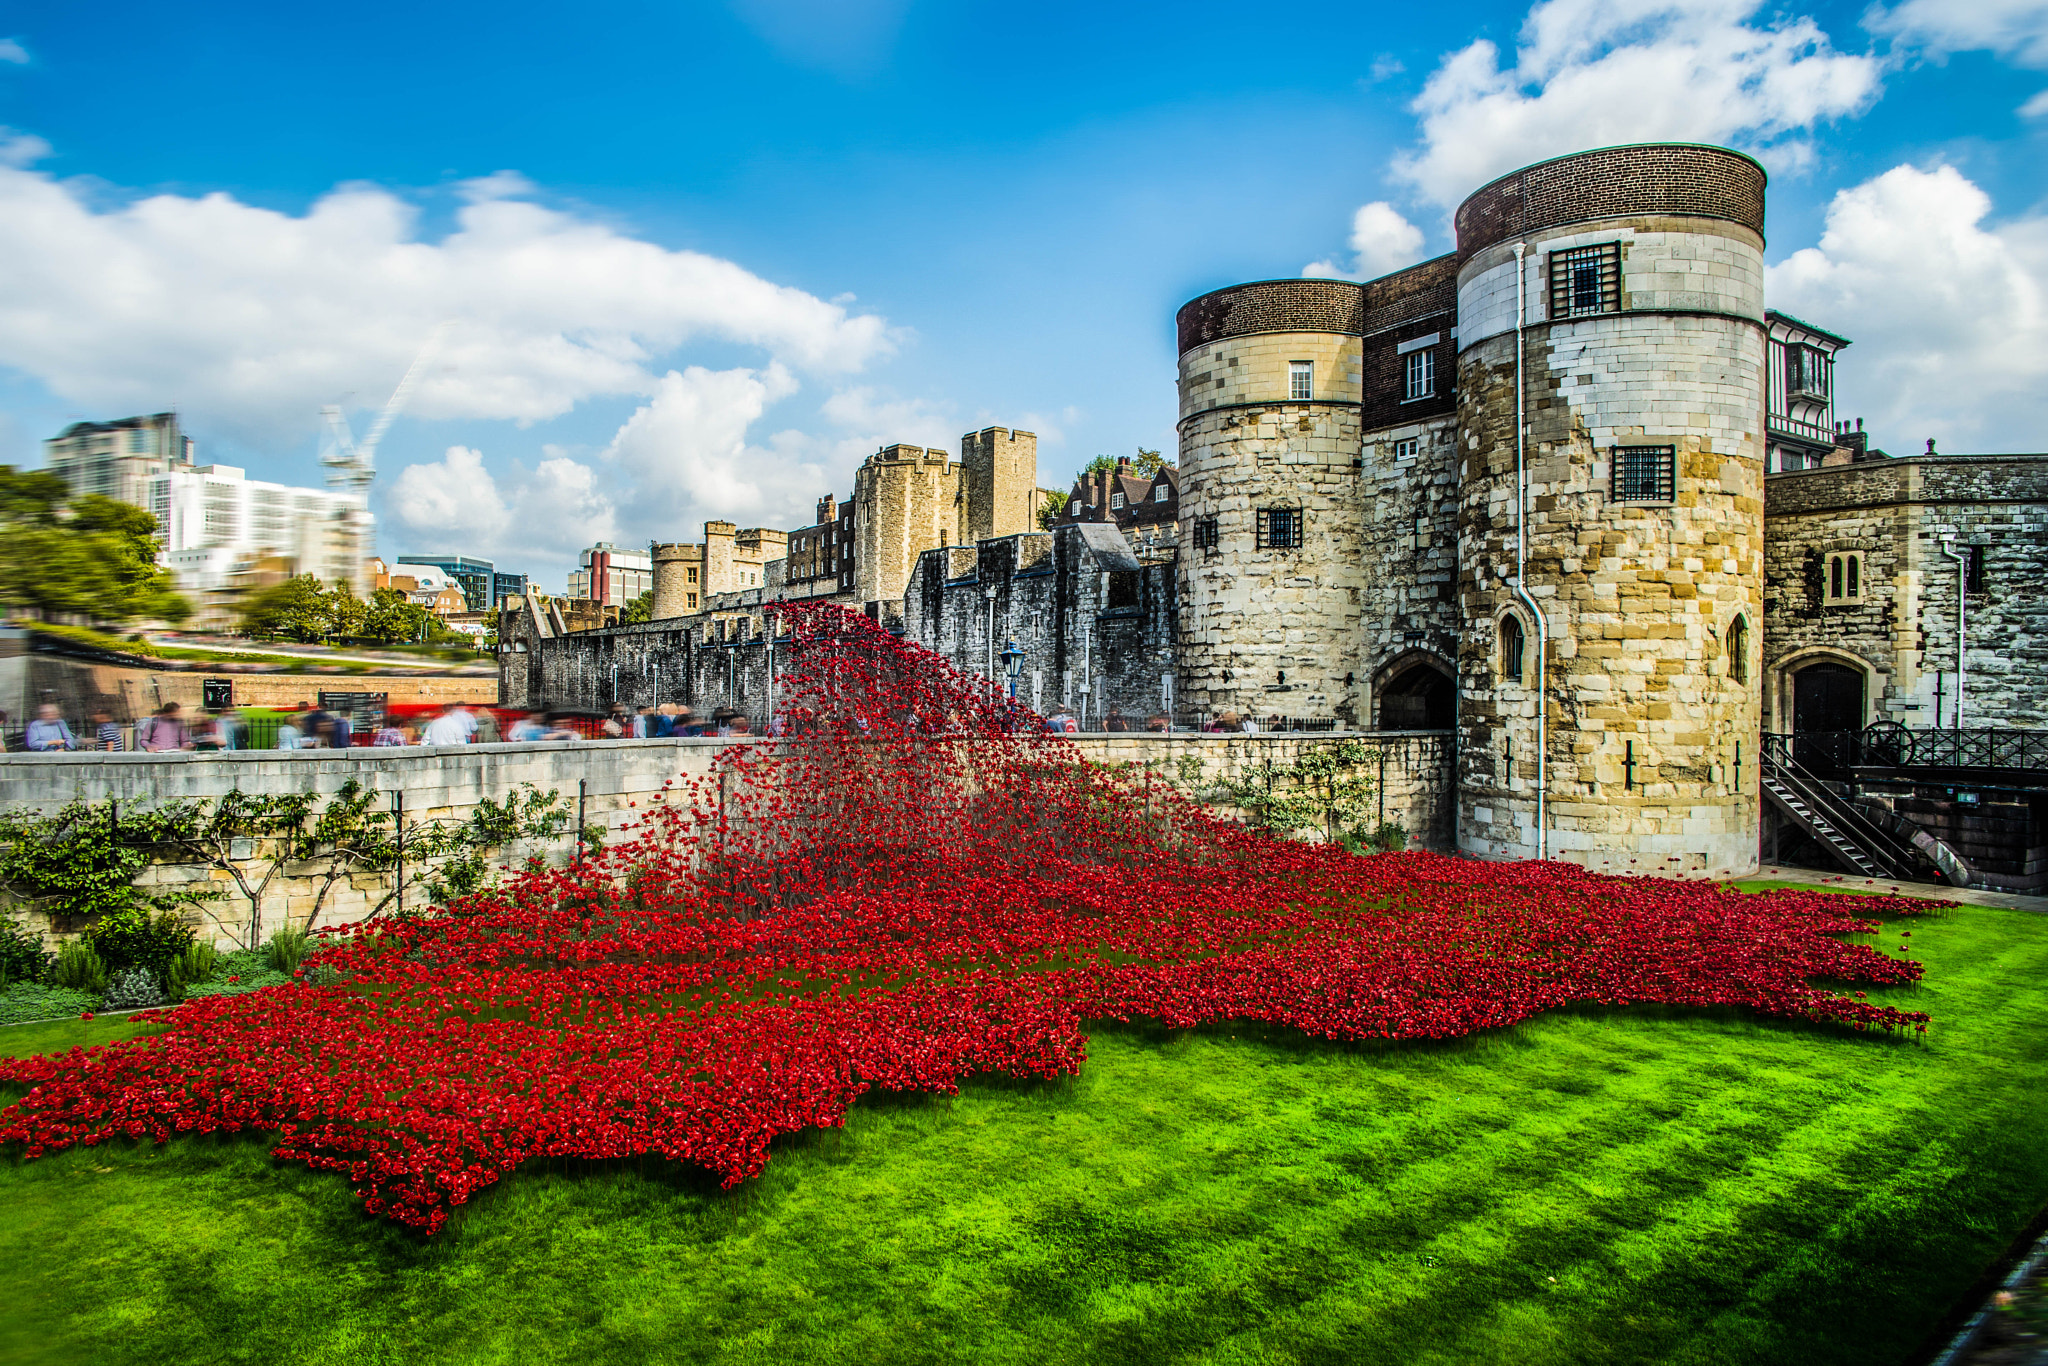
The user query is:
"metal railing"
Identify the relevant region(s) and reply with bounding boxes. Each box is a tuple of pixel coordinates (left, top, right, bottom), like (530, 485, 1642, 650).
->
(1760, 734, 1928, 880)
(1767, 412, 1838, 446)
(1768, 728, 2048, 779)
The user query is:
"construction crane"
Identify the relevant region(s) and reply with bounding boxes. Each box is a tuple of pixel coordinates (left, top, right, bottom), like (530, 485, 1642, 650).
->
(319, 324, 449, 498)
(318, 326, 449, 591)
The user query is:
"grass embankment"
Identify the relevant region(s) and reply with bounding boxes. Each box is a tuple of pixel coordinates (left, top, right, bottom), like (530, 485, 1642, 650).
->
(1, 888, 2046, 1366)
(25, 622, 374, 672)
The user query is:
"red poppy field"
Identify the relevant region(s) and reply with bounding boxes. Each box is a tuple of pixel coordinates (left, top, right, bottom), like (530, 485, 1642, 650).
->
(0, 605, 1942, 1237)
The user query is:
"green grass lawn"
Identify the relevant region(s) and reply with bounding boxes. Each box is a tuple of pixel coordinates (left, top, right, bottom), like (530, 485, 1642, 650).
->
(2, 887, 2046, 1365)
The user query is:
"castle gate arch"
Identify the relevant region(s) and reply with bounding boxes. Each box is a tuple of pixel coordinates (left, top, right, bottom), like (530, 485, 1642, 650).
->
(1374, 651, 1456, 731)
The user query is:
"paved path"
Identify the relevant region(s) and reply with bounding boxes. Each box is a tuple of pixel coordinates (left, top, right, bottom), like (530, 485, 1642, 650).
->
(1743, 866, 2048, 915)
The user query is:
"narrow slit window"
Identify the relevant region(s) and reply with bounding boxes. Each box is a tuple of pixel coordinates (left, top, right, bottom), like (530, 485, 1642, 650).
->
(1830, 555, 1844, 599)
(1499, 615, 1526, 685)
(1289, 361, 1313, 401)
(1846, 555, 1859, 597)
(1728, 615, 1750, 683)
(1967, 545, 1987, 594)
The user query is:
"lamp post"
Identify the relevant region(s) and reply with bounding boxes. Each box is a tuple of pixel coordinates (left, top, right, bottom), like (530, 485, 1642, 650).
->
(1001, 638, 1025, 700)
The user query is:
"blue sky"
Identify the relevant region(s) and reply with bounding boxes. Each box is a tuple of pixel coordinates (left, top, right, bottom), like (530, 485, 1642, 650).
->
(2, 0, 2046, 591)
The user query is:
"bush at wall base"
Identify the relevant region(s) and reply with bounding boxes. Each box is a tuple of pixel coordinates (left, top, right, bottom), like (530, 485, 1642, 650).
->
(0, 984, 101, 1025)
(101, 968, 167, 1011)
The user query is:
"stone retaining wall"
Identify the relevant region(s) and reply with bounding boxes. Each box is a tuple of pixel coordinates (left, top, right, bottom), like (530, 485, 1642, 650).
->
(0, 732, 1454, 947)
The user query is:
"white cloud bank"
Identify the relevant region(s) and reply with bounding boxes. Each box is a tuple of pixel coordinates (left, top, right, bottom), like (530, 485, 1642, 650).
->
(1867, 0, 2048, 67)
(0, 161, 894, 447)
(0, 38, 28, 64)
(1767, 163, 2048, 452)
(1392, 0, 1882, 209)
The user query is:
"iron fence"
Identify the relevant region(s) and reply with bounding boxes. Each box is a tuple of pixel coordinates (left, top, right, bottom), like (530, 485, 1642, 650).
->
(1764, 728, 2048, 779)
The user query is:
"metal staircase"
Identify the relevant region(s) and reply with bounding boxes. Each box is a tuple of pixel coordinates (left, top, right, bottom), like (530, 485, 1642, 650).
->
(1760, 736, 1927, 881)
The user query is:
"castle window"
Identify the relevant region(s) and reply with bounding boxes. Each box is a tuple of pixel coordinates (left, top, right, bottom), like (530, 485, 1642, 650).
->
(1549, 242, 1622, 319)
(1967, 544, 1987, 594)
(687, 567, 698, 584)
(1499, 614, 1526, 685)
(1193, 516, 1220, 555)
(1728, 614, 1750, 683)
(1403, 350, 1434, 401)
(1394, 437, 1420, 460)
(1611, 445, 1675, 504)
(1824, 552, 1864, 604)
(1256, 507, 1303, 551)
(688, 593, 697, 609)
(1289, 361, 1313, 401)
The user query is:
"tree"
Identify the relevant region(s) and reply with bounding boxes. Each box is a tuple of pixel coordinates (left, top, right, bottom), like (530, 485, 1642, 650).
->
(1132, 447, 1166, 477)
(1037, 490, 1069, 531)
(240, 575, 333, 642)
(359, 588, 434, 645)
(621, 589, 655, 625)
(1080, 455, 1118, 481)
(0, 469, 190, 626)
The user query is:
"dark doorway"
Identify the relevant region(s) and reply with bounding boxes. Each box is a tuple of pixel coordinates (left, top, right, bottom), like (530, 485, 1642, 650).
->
(1792, 662, 1863, 773)
(1378, 663, 1454, 730)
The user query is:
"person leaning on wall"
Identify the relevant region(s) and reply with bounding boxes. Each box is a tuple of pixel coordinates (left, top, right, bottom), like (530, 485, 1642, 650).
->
(23, 703, 78, 751)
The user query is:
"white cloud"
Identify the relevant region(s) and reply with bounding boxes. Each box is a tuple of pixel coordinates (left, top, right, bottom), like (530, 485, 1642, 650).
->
(2020, 87, 2048, 115)
(1305, 201, 1427, 280)
(1867, 0, 2048, 67)
(0, 38, 27, 64)
(726, 0, 912, 75)
(1393, 0, 1882, 207)
(0, 162, 894, 448)
(389, 443, 615, 563)
(0, 127, 49, 168)
(1767, 163, 2048, 452)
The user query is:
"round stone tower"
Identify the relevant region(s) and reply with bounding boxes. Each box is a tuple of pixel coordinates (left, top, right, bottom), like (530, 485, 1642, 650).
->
(1453, 144, 1768, 875)
(651, 541, 702, 621)
(1174, 279, 1368, 726)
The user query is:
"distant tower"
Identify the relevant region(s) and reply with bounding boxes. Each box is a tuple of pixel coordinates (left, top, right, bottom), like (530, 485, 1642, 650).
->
(1452, 144, 1768, 874)
(1173, 280, 1368, 725)
(960, 426, 1039, 542)
(651, 541, 703, 619)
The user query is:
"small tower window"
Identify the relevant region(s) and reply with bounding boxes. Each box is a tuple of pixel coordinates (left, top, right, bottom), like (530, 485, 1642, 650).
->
(1256, 507, 1303, 550)
(1824, 552, 1865, 604)
(1611, 445, 1675, 503)
(1289, 361, 1313, 401)
(1193, 516, 1220, 554)
(1403, 350, 1434, 401)
(1499, 614, 1526, 685)
(1549, 242, 1622, 318)
(1394, 437, 1420, 460)
(1728, 614, 1749, 683)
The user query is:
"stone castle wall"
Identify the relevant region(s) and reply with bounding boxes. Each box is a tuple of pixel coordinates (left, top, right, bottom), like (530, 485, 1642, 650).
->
(1762, 454, 2048, 729)
(1453, 204, 1766, 874)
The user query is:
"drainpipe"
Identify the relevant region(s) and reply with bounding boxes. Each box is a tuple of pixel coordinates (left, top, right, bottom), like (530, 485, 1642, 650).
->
(1941, 536, 1966, 731)
(1507, 243, 1549, 858)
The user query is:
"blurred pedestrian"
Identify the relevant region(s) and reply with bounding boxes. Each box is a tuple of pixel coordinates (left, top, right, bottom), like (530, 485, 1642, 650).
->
(372, 714, 408, 746)
(91, 708, 124, 752)
(24, 703, 78, 751)
(419, 702, 472, 746)
(137, 702, 192, 752)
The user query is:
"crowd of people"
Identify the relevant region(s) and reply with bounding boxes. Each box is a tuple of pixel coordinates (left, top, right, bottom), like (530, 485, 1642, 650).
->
(12, 697, 1294, 753)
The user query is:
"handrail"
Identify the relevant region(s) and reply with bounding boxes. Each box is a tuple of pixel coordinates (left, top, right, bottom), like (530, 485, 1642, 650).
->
(1765, 728, 2048, 778)
(1760, 736, 1926, 879)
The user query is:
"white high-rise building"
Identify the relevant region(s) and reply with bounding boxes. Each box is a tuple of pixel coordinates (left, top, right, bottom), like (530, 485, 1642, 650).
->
(43, 413, 195, 507)
(144, 464, 367, 595)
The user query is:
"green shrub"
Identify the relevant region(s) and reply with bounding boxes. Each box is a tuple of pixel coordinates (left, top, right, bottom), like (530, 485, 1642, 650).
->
(0, 916, 47, 985)
(88, 904, 197, 972)
(49, 938, 108, 994)
(182, 970, 291, 998)
(102, 966, 166, 1010)
(0, 982, 101, 1024)
(163, 941, 219, 1000)
(264, 925, 310, 975)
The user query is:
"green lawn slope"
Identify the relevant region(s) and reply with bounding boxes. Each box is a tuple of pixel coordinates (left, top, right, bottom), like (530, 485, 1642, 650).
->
(1, 887, 2045, 1366)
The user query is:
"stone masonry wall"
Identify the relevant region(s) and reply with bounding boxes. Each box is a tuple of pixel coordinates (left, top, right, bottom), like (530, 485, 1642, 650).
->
(1456, 296, 1765, 875)
(1762, 454, 2048, 729)
(1357, 416, 1462, 715)
(0, 732, 1453, 949)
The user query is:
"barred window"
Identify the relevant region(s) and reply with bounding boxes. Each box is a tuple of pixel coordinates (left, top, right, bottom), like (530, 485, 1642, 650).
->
(1611, 445, 1675, 503)
(1549, 242, 1622, 319)
(1256, 507, 1303, 550)
(1403, 349, 1434, 401)
(1193, 516, 1220, 553)
(1289, 361, 1313, 401)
